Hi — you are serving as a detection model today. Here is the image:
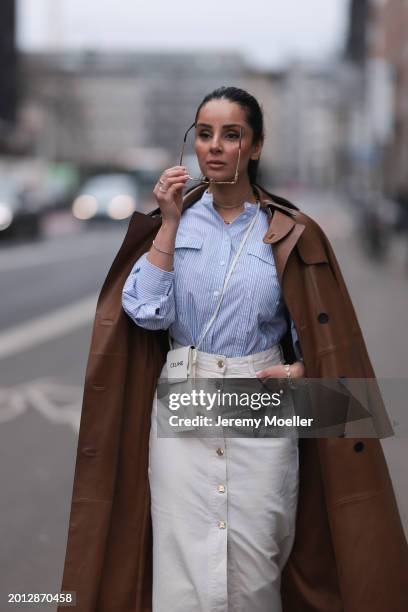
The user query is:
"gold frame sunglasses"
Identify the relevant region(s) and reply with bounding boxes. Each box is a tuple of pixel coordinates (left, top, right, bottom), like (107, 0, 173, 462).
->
(179, 122, 242, 184)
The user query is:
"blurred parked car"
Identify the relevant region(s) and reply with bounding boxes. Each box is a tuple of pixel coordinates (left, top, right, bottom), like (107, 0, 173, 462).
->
(0, 181, 43, 240)
(71, 173, 139, 223)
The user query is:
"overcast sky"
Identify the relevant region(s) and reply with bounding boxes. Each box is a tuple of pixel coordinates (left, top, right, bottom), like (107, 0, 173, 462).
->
(17, 0, 350, 69)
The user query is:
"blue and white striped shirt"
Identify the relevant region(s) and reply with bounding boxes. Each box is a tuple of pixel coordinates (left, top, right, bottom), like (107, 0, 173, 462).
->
(122, 189, 302, 359)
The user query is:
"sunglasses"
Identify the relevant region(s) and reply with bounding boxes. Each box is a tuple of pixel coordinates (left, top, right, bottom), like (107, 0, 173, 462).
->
(179, 123, 242, 185)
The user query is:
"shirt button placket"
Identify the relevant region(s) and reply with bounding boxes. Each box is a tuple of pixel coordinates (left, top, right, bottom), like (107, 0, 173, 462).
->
(209, 438, 228, 610)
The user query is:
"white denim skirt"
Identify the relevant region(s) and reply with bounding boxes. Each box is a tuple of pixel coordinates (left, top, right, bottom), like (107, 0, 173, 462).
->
(148, 342, 299, 612)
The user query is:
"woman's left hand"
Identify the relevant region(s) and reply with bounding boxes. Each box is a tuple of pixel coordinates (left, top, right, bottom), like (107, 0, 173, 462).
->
(255, 361, 305, 383)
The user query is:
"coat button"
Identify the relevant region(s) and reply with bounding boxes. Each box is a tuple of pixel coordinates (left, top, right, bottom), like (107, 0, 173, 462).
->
(217, 359, 225, 368)
(318, 312, 329, 324)
(216, 448, 224, 456)
(354, 441, 365, 452)
(135, 267, 140, 273)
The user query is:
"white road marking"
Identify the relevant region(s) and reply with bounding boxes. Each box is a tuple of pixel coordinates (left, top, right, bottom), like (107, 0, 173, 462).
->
(0, 377, 82, 432)
(25, 380, 81, 432)
(0, 387, 26, 422)
(0, 293, 98, 359)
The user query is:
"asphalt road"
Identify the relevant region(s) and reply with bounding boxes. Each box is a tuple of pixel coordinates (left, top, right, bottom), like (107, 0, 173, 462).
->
(0, 192, 406, 610)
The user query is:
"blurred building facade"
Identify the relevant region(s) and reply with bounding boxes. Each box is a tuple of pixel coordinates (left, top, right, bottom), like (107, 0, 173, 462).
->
(18, 50, 343, 188)
(368, 0, 408, 198)
(19, 51, 246, 167)
(345, 0, 408, 198)
(0, 0, 18, 151)
(10, 1, 408, 196)
(273, 63, 342, 188)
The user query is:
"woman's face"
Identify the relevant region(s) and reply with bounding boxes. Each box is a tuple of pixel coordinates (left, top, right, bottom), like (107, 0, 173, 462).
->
(194, 99, 263, 183)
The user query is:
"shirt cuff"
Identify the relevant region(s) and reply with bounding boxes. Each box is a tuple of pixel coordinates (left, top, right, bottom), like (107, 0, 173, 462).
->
(135, 252, 174, 298)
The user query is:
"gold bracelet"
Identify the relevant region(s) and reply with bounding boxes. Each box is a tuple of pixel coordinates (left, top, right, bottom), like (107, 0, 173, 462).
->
(152, 239, 174, 256)
(283, 363, 291, 379)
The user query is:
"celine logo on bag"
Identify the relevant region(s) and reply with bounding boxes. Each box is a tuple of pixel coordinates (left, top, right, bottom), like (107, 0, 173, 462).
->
(166, 345, 193, 383)
(170, 361, 184, 368)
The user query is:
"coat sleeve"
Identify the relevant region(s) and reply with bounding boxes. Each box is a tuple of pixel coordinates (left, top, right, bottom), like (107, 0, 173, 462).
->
(122, 252, 176, 330)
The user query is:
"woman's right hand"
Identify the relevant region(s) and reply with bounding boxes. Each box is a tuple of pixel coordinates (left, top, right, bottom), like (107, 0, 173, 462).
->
(153, 166, 189, 223)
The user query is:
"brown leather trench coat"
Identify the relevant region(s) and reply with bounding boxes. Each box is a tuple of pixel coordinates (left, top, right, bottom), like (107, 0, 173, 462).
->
(59, 184, 408, 612)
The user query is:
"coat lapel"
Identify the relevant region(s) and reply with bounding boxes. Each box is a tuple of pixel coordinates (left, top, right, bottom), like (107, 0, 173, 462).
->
(268, 216, 305, 282)
(253, 186, 306, 281)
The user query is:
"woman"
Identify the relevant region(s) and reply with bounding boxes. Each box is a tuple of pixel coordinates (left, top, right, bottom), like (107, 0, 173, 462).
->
(58, 87, 408, 612)
(122, 87, 306, 611)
